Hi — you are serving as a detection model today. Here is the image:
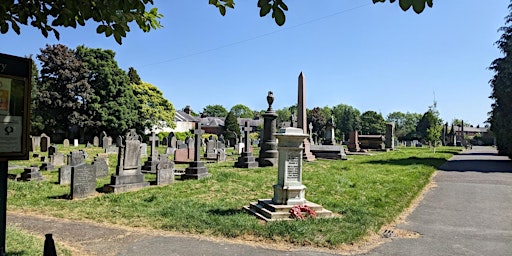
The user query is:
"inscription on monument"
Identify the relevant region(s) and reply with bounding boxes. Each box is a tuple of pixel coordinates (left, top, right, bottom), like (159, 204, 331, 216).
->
(287, 153, 300, 181)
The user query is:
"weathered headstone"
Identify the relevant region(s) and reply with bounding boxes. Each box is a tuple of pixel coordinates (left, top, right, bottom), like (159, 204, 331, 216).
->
(204, 138, 218, 160)
(183, 123, 209, 180)
(385, 122, 395, 150)
(48, 145, 57, 157)
(31, 136, 41, 151)
(156, 154, 174, 185)
(323, 116, 336, 145)
(168, 132, 177, 148)
(186, 137, 195, 161)
(103, 129, 149, 193)
(140, 143, 148, 157)
(63, 139, 70, 147)
(71, 163, 96, 199)
(40, 133, 50, 152)
(93, 156, 109, 178)
(102, 136, 112, 149)
(245, 127, 332, 221)
(59, 151, 86, 185)
(347, 131, 360, 152)
(50, 152, 65, 166)
(93, 136, 100, 147)
(105, 144, 118, 154)
(235, 121, 259, 168)
(297, 73, 315, 161)
(142, 132, 160, 173)
(99, 131, 107, 147)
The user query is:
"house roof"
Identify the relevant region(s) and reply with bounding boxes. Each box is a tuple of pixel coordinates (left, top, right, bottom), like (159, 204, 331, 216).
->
(175, 110, 200, 122)
(454, 126, 489, 133)
(200, 117, 225, 127)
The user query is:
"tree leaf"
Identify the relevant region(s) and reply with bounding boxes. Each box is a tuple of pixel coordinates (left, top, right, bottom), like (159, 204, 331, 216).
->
(259, 3, 271, 17)
(273, 7, 285, 26)
(399, 0, 412, 11)
(412, 0, 425, 14)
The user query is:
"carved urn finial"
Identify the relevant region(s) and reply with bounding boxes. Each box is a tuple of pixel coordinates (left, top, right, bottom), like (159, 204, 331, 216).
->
(266, 91, 274, 111)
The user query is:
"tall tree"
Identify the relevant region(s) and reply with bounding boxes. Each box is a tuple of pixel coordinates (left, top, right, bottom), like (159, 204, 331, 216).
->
(387, 111, 422, 140)
(128, 67, 142, 85)
(132, 81, 175, 133)
(416, 102, 442, 143)
(223, 110, 240, 143)
(230, 104, 253, 118)
(489, 2, 512, 157)
(451, 119, 471, 127)
(275, 106, 292, 127)
(76, 46, 138, 137)
(332, 104, 361, 141)
(202, 104, 228, 117)
(307, 107, 328, 138)
(360, 111, 386, 135)
(36, 44, 97, 136)
(29, 55, 45, 135)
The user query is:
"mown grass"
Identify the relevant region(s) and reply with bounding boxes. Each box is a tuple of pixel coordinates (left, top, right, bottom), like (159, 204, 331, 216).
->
(6, 145, 461, 249)
(5, 225, 71, 256)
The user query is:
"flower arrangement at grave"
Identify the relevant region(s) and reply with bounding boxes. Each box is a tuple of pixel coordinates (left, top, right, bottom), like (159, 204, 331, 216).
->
(289, 204, 317, 220)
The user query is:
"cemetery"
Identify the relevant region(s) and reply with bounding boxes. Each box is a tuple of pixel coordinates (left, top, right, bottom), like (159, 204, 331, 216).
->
(2, 70, 467, 253)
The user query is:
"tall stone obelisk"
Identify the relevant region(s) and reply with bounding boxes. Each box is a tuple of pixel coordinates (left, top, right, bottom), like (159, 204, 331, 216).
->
(298, 72, 316, 161)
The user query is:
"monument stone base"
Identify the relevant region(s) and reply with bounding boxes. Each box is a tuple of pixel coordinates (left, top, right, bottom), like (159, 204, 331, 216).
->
(234, 152, 259, 168)
(141, 158, 160, 174)
(244, 199, 334, 222)
(182, 161, 210, 180)
(103, 174, 149, 193)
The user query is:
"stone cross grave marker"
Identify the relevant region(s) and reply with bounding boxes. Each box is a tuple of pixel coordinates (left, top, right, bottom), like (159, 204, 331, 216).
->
(142, 132, 160, 173)
(183, 122, 209, 179)
(234, 121, 258, 168)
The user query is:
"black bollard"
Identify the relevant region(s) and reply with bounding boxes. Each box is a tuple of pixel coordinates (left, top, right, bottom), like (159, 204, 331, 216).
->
(43, 233, 57, 256)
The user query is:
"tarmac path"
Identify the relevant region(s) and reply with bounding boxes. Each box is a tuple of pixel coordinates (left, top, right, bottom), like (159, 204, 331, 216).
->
(7, 146, 512, 255)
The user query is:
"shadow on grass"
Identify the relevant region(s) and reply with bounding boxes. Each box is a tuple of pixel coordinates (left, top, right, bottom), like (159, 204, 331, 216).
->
(207, 208, 244, 216)
(48, 194, 70, 200)
(365, 157, 447, 169)
(7, 251, 29, 256)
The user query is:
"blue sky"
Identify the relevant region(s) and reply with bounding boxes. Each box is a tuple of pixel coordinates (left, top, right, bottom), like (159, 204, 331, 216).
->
(1, 0, 509, 127)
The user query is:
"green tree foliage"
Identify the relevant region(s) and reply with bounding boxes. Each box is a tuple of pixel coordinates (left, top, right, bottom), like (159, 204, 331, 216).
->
(332, 104, 361, 141)
(210, 0, 432, 26)
(128, 67, 142, 85)
(76, 46, 139, 137)
(386, 111, 422, 140)
(451, 118, 471, 127)
(426, 123, 442, 152)
(202, 104, 228, 117)
(275, 106, 291, 127)
(223, 110, 241, 143)
(132, 81, 176, 133)
(29, 55, 45, 135)
(416, 103, 442, 142)
(230, 104, 254, 118)
(360, 111, 386, 135)
(489, 2, 512, 157)
(307, 107, 328, 138)
(36, 44, 97, 135)
(0, 0, 162, 44)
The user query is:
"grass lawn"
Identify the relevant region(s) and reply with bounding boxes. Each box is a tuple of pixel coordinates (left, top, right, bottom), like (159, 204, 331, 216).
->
(6, 145, 461, 249)
(5, 225, 71, 256)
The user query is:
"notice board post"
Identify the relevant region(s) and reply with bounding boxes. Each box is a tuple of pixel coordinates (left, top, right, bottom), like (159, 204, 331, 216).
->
(0, 53, 32, 255)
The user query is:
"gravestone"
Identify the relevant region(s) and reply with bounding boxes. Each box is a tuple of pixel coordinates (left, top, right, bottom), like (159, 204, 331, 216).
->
(245, 127, 332, 221)
(235, 121, 259, 168)
(99, 131, 107, 147)
(71, 163, 97, 199)
(93, 156, 109, 178)
(31, 136, 41, 151)
(73, 139, 79, 147)
(168, 132, 177, 148)
(105, 145, 118, 154)
(186, 137, 195, 161)
(385, 122, 395, 150)
(258, 91, 279, 167)
(161, 137, 168, 147)
(204, 137, 218, 160)
(93, 136, 100, 147)
(102, 136, 112, 149)
(18, 167, 45, 181)
(323, 116, 336, 145)
(308, 122, 314, 144)
(310, 145, 347, 160)
(142, 132, 160, 173)
(48, 145, 57, 157)
(63, 139, 70, 147)
(359, 135, 385, 150)
(103, 129, 149, 193)
(183, 123, 209, 180)
(50, 152, 65, 166)
(59, 151, 86, 185)
(156, 154, 174, 185)
(296, 72, 315, 161)
(140, 143, 148, 157)
(347, 131, 361, 152)
(40, 133, 50, 152)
